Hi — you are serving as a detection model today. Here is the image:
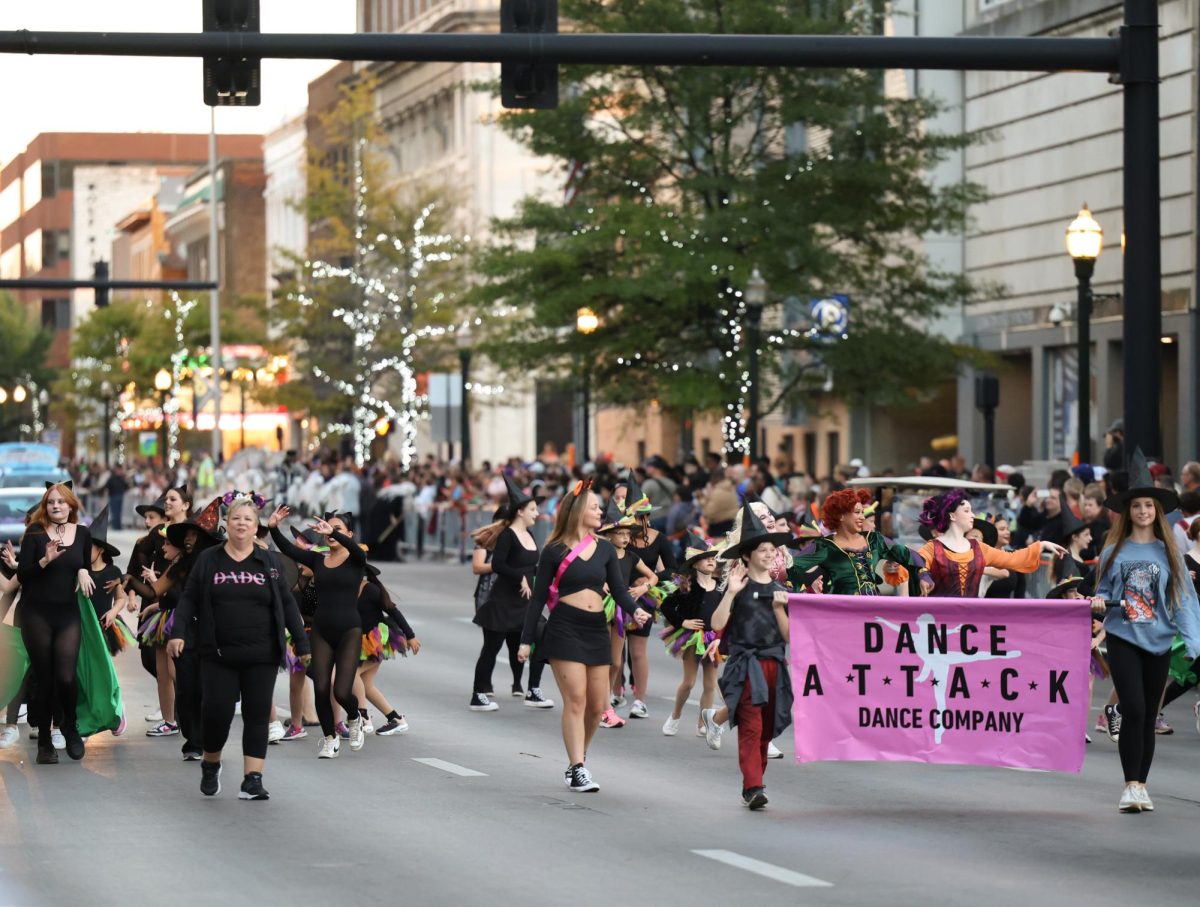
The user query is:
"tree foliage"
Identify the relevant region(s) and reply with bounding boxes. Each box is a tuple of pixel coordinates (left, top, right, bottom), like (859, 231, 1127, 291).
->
(270, 75, 465, 465)
(0, 293, 53, 440)
(470, 0, 988, 452)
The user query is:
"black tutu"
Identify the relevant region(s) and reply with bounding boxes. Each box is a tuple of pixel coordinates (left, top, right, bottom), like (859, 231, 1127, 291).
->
(538, 603, 610, 666)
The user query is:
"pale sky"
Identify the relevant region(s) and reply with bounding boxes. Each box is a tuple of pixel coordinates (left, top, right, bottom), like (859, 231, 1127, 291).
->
(0, 1, 359, 166)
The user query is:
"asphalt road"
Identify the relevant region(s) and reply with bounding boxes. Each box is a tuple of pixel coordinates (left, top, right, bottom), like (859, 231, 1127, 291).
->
(1, 531, 1197, 906)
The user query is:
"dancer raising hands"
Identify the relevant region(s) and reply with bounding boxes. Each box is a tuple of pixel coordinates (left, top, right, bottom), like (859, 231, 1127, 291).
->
(268, 505, 369, 759)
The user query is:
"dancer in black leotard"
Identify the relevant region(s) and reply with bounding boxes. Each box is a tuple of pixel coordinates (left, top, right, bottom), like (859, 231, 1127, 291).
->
(354, 567, 419, 736)
(18, 482, 96, 763)
(268, 505, 369, 758)
(518, 482, 651, 793)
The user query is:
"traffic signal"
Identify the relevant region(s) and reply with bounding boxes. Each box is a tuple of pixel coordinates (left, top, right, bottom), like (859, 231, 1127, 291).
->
(500, 0, 559, 110)
(93, 260, 109, 307)
(203, 0, 261, 107)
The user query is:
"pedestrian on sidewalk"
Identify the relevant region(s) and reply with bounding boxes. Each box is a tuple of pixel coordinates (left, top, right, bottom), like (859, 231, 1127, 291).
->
(168, 492, 309, 800)
(1091, 448, 1200, 813)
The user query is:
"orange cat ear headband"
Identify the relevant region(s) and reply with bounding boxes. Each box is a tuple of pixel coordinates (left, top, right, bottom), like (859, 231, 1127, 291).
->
(571, 478, 594, 498)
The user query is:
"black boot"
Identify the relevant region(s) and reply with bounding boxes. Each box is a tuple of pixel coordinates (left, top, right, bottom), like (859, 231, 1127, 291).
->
(36, 737, 58, 765)
(63, 726, 85, 761)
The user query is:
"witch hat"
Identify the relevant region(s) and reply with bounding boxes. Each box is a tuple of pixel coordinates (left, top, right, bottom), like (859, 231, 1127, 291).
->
(618, 475, 652, 515)
(290, 525, 327, 549)
(1104, 447, 1179, 513)
(89, 505, 122, 561)
(1059, 506, 1092, 543)
(166, 496, 224, 549)
(135, 489, 169, 518)
(502, 475, 540, 513)
(598, 497, 634, 534)
(720, 502, 793, 559)
(682, 533, 722, 566)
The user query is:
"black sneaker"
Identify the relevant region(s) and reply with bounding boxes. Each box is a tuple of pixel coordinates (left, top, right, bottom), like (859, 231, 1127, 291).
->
(63, 727, 86, 761)
(239, 771, 269, 801)
(524, 688, 555, 709)
(743, 787, 768, 810)
(1104, 704, 1121, 742)
(511, 683, 524, 698)
(200, 761, 222, 796)
(469, 692, 499, 712)
(566, 763, 600, 793)
(35, 743, 58, 765)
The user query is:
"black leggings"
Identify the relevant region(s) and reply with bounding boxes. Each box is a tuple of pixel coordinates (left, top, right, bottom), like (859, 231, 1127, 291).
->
(1161, 655, 1200, 708)
(21, 608, 81, 739)
(200, 660, 277, 760)
(473, 628, 543, 693)
(311, 625, 361, 737)
(175, 649, 203, 754)
(1106, 635, 1172, 783)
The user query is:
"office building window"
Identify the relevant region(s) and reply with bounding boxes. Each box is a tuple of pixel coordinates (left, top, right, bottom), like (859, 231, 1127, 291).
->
(41, 298, 71, 331)
(826, 431, 841, 475)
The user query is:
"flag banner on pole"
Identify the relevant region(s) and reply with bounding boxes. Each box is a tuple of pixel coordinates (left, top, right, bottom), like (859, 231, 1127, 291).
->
(787, 595, 1091, 773)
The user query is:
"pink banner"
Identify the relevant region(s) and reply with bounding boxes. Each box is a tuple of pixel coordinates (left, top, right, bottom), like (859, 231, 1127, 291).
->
(788, 595, 1092, 772)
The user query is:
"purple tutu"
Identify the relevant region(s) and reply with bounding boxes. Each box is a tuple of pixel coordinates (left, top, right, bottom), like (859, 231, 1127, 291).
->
(137, 610, 174, 648)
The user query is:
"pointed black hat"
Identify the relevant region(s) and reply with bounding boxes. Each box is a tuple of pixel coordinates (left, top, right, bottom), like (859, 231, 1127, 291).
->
(1104, 447, 1179, 513)
(720, 502, 793, 559)
(135, 489, 169, 518)
(89, 505, 122, 561)
(503, 475, 539, 512)
(597, 497, 633, 534)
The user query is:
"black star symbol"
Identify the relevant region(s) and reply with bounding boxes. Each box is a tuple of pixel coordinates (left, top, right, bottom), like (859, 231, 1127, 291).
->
(980, 679, 991, 689)
(930, 678, 939, 687)
(1028, 681, 1038, 691)
(882, 676, 893, 686)
(845, 673, 855, 683)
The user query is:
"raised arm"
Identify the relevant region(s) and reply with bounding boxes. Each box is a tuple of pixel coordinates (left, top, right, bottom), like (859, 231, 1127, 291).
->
(329, 531, 367, 566)
(269, 525, 319, 569)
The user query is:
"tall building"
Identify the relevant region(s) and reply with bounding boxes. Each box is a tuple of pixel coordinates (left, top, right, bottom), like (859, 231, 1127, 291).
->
(898, 0, 1198, 470)
(359, 1, 552, 466)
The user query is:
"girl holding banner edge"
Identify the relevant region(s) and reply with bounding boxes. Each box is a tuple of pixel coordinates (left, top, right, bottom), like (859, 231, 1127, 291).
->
(914, 490, 1065, 597)
(517, 482, 651, 794)
(706, 503, 793, 811)
(1089, 448, 1200, 813)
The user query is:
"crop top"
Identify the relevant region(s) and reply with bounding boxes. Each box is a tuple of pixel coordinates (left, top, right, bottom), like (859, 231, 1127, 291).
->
(521, 536, 640, 645)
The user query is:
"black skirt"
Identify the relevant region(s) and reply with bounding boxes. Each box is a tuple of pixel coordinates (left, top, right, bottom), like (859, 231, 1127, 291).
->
(473, 592, 526, 634)
(539, 602, 610, 665)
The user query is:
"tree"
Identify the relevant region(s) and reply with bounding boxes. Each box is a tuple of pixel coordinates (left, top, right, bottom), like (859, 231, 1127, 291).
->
(271, 75, 465, 466)
(471, 0, 987, 456)
(0, 293, 53, 441)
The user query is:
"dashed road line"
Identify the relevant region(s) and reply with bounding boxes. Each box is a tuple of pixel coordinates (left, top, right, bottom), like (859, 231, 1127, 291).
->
(411, 757, 488, 777)
(691, 850, 833, 888)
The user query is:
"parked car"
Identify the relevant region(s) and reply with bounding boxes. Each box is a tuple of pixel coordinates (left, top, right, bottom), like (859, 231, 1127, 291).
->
(0, 487, 48, 550)
(0, 465, 72, 488)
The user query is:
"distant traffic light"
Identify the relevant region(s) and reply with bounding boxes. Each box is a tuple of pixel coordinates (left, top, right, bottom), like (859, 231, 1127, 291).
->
(203, 0, 261, 107)
(93, 260, 109, 307)
(500, 0, 559, 110)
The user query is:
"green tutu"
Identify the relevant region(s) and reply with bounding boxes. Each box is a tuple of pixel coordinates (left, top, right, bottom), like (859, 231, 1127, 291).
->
(1168, 634, 1198, 689)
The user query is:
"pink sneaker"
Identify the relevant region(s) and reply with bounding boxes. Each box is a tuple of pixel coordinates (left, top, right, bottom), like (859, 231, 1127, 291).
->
(113, 713, 127, 737)
(599, 707, 626, 729)
(281, 723, 308, 741)
(336, 721, 350, 740)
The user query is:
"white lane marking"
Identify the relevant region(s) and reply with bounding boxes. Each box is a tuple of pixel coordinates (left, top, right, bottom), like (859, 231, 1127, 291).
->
(453, 617, 475, 624)
(659, 695, 700, 708)
(691, 850, 833, 888)
(411, 757, 488, 777)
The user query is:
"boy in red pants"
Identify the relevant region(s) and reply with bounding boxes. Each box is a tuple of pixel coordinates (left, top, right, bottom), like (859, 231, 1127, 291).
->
(709, 503, 793, 809)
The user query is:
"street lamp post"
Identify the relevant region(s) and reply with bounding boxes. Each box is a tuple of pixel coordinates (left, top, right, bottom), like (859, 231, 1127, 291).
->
(100, 380, 113, 468)
(1066, 204, 1103, 465)
(745, 268, 767, 463)
(575, 308, 599, 463)
(456, 323, 472, 468)
(154, 368, 172, 467)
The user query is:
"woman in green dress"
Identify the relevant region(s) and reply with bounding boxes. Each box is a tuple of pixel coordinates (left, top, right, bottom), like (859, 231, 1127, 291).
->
(786, 488, 918, 596)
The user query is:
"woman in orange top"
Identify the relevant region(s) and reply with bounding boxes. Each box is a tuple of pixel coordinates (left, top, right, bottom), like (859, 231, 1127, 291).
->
(916, 490, 1065, 597)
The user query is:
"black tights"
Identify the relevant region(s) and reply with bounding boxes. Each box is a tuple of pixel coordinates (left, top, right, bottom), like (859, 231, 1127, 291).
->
(20, 610, 80, 740)
(311, 627, 361, 738)
(201, 660, 276, 759)
(1106, 635, 1172, 783)
(473, 629, 542, 694)
(1161, 655, 1200, 708)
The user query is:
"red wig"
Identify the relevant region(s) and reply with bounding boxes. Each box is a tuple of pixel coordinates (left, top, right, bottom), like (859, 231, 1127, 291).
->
(821, 488, 872, 530)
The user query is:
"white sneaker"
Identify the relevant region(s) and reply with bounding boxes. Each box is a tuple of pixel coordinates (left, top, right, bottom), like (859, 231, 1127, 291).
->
(1137, 786, 1154, 811)
(51, 728, 66, 750)
(696, 723, 707, 737)
(266, 720, 285, 744)
(362, 718, 375, 735)
(0, 725, 19, 749)
(317, 735, 340, 759)
(1118, 785, 1141, 812)
(348, 717, 366, 752)
(144, 709, 162, 723)
(701, 709, 724, 751)
(1194, 700, 1200, 735)
(611, 693, 627, 708)
(767, 741, 784, 759)
(662, 716, 680, 736)
(629, 699, 648, 719)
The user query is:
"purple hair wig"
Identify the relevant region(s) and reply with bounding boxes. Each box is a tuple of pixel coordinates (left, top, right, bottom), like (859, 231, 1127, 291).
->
(918, 490, 970, 535)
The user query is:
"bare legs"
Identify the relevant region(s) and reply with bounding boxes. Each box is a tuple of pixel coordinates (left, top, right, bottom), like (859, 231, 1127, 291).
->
(552, 659, 608, 765)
